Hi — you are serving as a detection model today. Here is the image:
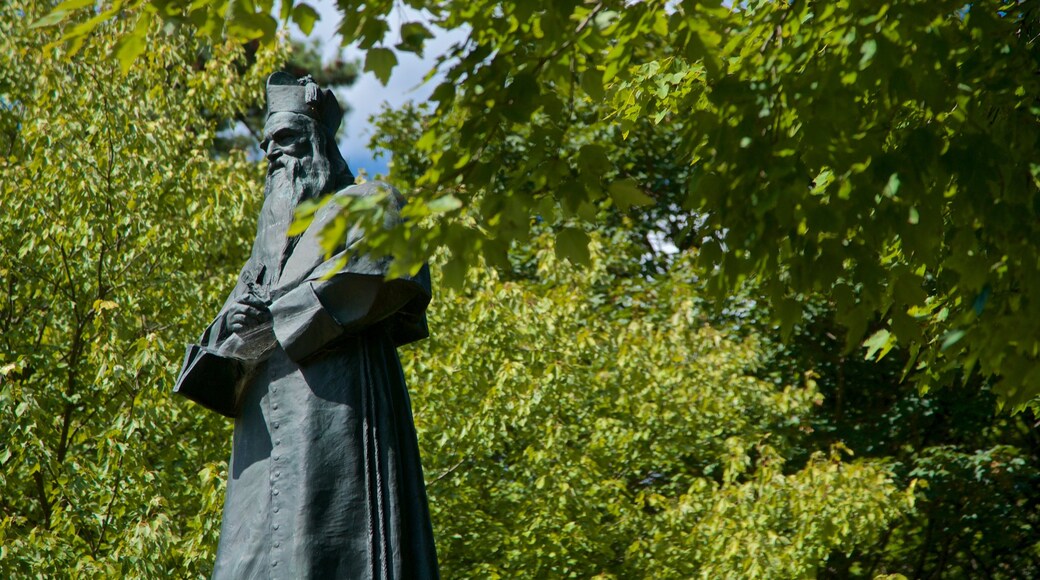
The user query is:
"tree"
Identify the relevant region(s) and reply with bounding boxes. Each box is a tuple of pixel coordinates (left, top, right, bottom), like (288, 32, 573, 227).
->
(41, 0, 1040, 407)
(15, 0, 1040, 575)
(374, 69, 1040, 579)
(404, 238, 910, 578)
(0, 5, 915, 567)
(758, 300, 1040, 577)
(0, 2, 285, 574)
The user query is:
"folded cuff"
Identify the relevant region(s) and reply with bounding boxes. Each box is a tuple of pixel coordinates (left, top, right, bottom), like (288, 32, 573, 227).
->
(271, 281, 345, 362)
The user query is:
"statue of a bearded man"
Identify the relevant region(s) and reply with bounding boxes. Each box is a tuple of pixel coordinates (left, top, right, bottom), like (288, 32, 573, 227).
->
(174, 72, 439, 579)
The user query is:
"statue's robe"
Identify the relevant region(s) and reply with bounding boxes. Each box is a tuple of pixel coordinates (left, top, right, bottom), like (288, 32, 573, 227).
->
(175, 181, 439, 580)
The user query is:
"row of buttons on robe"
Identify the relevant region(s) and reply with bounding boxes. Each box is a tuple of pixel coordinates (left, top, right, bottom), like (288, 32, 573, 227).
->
(271, 380, 283, 574)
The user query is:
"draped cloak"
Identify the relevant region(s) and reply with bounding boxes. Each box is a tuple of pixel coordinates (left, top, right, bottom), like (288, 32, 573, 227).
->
(174, 181, 439, 579)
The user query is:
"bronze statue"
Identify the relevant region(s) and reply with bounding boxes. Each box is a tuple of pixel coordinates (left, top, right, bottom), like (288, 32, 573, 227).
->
(174, 72, 439, 579)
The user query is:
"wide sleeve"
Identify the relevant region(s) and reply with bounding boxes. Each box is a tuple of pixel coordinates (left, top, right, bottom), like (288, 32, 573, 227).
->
(172, 259, 268, 418)
(269, 182, 432, 362)
(270, 265, 431, 361)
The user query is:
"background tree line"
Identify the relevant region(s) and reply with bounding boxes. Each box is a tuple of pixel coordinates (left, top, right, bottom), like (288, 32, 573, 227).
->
(2, 0, 1038, 577)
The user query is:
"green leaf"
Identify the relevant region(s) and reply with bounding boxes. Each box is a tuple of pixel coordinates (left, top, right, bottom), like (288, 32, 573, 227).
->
(397, 22, 433, 55)
(349, 189, 389, 210)
(581, 69, 605, 101)
(92, 299, 119, 313)
(279, 0, 293, 22)
(883, 173, 901, 197)
(226, 2, 278, 41)
(555, 228, 590, 265)
(292, 3, 320, 36)
(31, 10, 73, 29)
(776, 297, 802, 339)
(30, 0, 94, 28)
(427, 194, 462, 214)
(114, 35, 145, 75)
(863, 328, 894, 361)
(51, 0, 96, 12)
(859, 39, 877, 69)
(578, 144, 611, 176)
(941, 329, 966, 351)
(365, 47, 397, 86)
(115, 13, 152, 75)
(609, 178, 653, 211)
(440, 256, 466, 289)
(290, 198, 324, 236)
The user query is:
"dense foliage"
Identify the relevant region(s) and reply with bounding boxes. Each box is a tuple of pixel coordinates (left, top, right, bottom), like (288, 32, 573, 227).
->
(372, 49, 1040, 578)
(0, 9, 915, 567)
(8, 0, 1040, 577)
(0, 2, 278, 574)
(769, 304, 1040, 577)
(46, 0, 1040, 407)
(406, 243, 910, 578)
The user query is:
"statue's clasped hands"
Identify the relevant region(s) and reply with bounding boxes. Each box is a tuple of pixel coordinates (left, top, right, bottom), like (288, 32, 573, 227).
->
(228, 293, 272, 334)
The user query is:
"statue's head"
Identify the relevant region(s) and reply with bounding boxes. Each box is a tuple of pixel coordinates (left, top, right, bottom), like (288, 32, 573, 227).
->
(261, 72, 354, 201)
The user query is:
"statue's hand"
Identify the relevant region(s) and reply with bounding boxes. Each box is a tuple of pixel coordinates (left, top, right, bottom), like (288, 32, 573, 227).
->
(227, 294, 272, 334)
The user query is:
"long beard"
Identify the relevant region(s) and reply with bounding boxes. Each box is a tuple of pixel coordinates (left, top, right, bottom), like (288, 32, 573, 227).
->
(253, 154, 331, 283)
(264, 155, 328, 206)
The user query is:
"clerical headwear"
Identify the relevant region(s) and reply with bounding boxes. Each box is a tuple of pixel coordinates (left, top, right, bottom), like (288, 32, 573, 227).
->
(265, 71, 343, 140)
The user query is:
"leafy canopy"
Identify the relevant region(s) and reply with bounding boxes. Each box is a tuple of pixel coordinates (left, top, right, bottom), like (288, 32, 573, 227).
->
(0, 1, 283, 574)
(36, 2, 1040, 404)
(10, 1, 1040, 575)
(406, 239, 911, 578)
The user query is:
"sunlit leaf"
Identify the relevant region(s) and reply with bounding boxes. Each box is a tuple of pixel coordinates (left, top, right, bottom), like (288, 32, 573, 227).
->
(292, 3, 319, 36)
(364, 47, 397, 85)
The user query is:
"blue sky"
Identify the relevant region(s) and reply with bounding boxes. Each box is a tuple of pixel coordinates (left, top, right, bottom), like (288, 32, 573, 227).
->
(291, 1, 465, 179)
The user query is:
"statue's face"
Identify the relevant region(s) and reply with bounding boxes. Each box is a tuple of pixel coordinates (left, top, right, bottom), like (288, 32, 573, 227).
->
(260, 112, 332, 203)
(260, 112, 315, 168)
